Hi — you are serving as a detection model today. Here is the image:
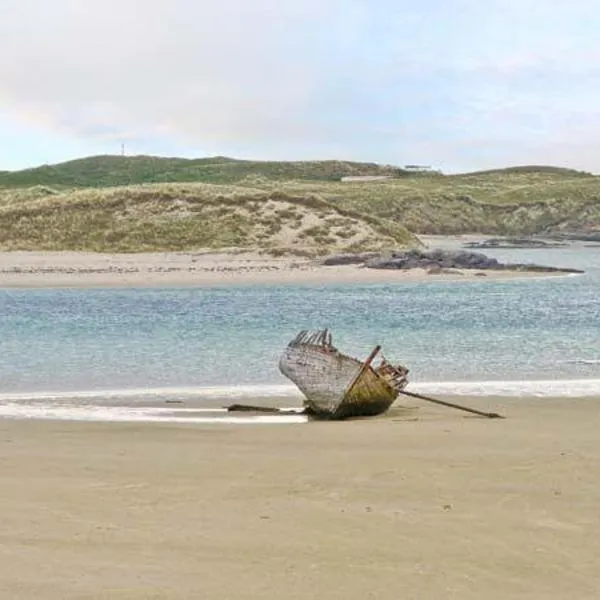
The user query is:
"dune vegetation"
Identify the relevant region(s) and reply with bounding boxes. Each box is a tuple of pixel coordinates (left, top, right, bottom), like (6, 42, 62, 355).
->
(0, 182, 417, 253)
(0, 155, 407, 188)
(1, 155, 599, 252)
(275, 168, 600, 235)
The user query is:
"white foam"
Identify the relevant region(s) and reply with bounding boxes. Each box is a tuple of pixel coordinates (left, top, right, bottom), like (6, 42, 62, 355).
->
(565, 359, 600, 365)
(0, 384, 302, 403)
(0, 403, 307, 424)
(410, 379, 600, 398)
(2, 379, 600, 420)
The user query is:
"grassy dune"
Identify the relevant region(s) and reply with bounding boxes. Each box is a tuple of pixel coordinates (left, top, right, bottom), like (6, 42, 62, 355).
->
(275, 169, 600, 234)
(0, 183, 417, 253)
(1, 156, 599, 252)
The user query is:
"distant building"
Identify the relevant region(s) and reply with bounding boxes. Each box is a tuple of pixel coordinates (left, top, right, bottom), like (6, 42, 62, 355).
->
(404, 165, 432, 172)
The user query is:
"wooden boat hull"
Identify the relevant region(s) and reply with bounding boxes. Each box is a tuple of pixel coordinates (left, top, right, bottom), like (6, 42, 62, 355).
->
(279, 330, 408, 420)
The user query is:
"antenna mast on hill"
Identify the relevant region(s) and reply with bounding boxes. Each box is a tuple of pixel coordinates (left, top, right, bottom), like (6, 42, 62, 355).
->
(121, 143, 125, 156)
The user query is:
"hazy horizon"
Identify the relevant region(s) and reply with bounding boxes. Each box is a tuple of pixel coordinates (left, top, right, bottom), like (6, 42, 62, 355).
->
(0, 152, 596, 177)
(2, 1, 599, 173)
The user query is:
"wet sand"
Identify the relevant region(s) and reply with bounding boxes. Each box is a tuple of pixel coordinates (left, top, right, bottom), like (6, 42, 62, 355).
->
(0, 251, 566, 288)
(1, 396, 599, 599)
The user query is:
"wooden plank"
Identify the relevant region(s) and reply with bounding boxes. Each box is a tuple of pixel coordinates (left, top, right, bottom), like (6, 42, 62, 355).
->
(400, 389, 505, 419)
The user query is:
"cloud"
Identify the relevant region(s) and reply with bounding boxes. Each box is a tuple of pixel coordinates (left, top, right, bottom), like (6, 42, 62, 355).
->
(1, 0, 345, 142)
(1, 0, 600, 171)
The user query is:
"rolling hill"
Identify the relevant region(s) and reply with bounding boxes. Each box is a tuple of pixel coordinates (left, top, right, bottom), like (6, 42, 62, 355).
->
(1, 155, 599, 251)
(0, 155, 408, 188)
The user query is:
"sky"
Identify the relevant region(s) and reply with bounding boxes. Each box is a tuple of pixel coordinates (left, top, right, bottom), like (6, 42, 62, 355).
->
(1, 0, 599, 173)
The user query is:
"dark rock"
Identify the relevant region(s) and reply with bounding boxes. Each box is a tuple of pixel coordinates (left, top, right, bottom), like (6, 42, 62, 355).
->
(322, 248, 585, 275)
(464, 237, 567, 249)
(320, 252, 379, 266)
(542, 231, 600, 243)
(504, 263, 584, 274)
(364, 257, 407, 269)
(427, 266, 463, 275)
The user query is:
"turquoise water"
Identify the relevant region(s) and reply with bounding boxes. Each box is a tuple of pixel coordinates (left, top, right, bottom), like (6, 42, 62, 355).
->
(1, 244, 599, 421)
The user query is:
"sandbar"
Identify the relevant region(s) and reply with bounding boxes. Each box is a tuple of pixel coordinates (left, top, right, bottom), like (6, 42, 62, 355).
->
(0, 251, 569, 289)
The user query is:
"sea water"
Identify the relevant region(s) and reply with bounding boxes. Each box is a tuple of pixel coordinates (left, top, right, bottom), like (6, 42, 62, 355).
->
(1, 244, 599, 422)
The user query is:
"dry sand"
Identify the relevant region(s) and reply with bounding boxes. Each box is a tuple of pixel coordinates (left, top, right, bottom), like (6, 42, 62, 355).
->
(1, 396, 600, 599)
(0, 251, 563, 288)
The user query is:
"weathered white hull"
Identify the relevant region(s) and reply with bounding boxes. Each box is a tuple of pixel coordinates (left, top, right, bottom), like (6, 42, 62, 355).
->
(279, 330, 409, 419)
(279, 344, 363, 415)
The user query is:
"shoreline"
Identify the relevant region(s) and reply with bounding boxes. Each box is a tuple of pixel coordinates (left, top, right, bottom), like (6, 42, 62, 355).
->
(0, 250, 575, 289)
(2, 390, 599, 425)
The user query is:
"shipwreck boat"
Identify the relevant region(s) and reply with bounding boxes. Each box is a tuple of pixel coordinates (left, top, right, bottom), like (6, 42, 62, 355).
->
(278, 329, 409, 420)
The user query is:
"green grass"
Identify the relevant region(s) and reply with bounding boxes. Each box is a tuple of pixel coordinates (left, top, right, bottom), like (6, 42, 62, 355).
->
(0, 182, 418, 253)
(2, 155, 600, 250)
(268, 170, 600, 234)
(0, 155, 409, 188)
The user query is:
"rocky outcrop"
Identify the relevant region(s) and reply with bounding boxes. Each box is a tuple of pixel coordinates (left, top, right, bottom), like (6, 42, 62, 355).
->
(464, 237, 566, 249)
(321, 249, 584, 274)
(545, 231, 600, 243)
(365, 249, 501, 270)
(320, 252, 380, 266)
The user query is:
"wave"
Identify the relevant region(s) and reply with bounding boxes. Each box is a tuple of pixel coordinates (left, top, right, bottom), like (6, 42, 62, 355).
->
(0, 380, 600, 412)
(0, 385, 303, 403)
(412, 379, 600, 397)
(0, 403, 307, 424)
(564, 359, 600, 365)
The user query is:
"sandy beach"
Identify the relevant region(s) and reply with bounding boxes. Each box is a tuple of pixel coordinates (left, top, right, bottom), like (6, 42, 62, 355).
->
(0, 251, 565, 288)
(1, 396, 600, 599)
